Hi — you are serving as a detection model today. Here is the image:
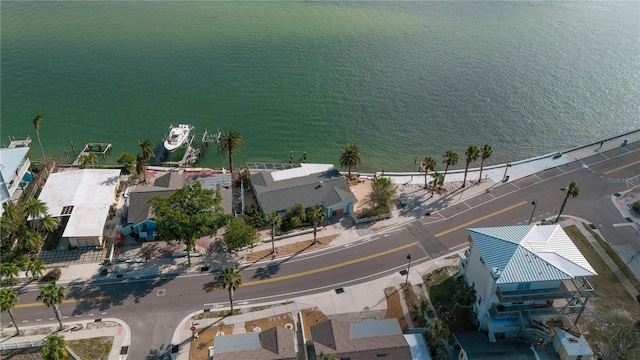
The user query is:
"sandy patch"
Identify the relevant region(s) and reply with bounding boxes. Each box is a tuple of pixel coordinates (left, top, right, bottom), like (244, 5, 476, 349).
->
(348, 178, 373, 214)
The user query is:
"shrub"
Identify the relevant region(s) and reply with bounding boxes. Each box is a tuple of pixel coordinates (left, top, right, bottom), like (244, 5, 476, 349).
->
(243, 205, 265, 228)
(42, 267, 61, 282)
(632, 201, 640, 215)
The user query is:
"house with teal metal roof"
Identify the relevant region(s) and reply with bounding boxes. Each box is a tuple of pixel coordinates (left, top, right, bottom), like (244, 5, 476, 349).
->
(458, 224, 596, 350)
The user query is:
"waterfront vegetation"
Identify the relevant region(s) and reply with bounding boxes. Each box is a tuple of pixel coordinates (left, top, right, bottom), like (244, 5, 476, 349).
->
(0, 198, 55, 285)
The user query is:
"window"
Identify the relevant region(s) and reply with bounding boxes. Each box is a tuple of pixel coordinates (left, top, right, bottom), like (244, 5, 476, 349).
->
(517, 282, 531, 290)
(61, 205, 74, 215)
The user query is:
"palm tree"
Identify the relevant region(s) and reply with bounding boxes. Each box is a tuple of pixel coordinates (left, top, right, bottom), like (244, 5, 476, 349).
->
(431, 171, 444, 198)
(1, 202, 24, 244)
(1, 262, 20, 281)
(339, 144, 363, 178)
(217, 267, 243, 314)
(138, 139, 155, 183)
(267, 212, 282, 255)
(37, 215, 59, 236)
(32, 114, 45, 160)
(462, 145, 480, 187)
(37, 281, 66, 330)
(452, 276, 477, 310)
(477, 144, 493, 184)
(42, 334, 68, 360)
(138, 139, 155, 162)
(307, 205, 326, 245)
(23, 198, 49, 230)
(555, 181, 580, 223)
(442, 150, 459, 185)
(1, 288, 21, 335)
(25, 255, 46, 279)
(420, 157, 436, 190)
(217, 130, 243, 176)
(79, 153, 98, 169)
(17, 227, 43, 254)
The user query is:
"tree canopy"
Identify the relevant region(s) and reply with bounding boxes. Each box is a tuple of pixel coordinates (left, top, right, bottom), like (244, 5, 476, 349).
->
(149, 182, 227, 265)
(223, 217, 259, 252)
(339, 144, 363, 177)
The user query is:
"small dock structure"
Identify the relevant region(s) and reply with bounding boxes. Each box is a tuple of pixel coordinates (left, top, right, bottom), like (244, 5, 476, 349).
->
(72, 141, 112, 166)
(152, 128, 221, 167)
(7, 136, 32, 148)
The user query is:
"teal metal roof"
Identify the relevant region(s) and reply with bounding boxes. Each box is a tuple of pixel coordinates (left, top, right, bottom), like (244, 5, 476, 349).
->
(469, 225, 596, 284)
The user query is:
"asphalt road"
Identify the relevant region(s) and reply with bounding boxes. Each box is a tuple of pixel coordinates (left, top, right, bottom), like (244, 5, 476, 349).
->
(11, 142, 640, 359)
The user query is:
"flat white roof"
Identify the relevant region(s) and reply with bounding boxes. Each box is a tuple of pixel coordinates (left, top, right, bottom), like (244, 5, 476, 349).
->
(271, 163, 335, 182)
(37, 169, 120, 239)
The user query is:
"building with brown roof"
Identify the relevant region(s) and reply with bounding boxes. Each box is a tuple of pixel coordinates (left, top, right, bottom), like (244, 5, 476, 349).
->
(309, 318, 411, 359)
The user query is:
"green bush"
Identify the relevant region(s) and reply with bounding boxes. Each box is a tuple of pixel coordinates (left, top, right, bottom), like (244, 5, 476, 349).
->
(632, 201, 640, 215)
(243, 205, 265, 228)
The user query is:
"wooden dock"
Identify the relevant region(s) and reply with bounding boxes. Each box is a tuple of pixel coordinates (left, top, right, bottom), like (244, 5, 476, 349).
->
(71, 142, 112, 167)
(153, 129, 220, 168)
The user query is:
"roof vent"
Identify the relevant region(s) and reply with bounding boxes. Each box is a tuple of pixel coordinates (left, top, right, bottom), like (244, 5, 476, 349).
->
(319, 181, 323, 186)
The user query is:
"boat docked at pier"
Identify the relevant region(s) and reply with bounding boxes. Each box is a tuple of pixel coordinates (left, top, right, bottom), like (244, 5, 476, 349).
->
(163, 124, 193, 152)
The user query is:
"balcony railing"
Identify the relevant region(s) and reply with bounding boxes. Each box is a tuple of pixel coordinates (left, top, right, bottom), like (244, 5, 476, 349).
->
(496, 280, 593, 302)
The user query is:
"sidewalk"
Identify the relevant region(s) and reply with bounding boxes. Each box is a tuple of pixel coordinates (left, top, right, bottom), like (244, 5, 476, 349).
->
(0, 318, 131, 360)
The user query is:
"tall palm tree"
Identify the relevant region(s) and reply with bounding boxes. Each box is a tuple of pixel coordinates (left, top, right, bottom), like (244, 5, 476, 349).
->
(217, 267, 243, 314)
(339, 144, 363, 178)
(25, 255, 46, 279)
(555, 181, 580, 223)
(138, 139, 155, 183)
(452, 276, 477, 310)
(442, 150, 459, 185)
(32, 114, 45, 160)
(462, 145, 480, 187)
(42, 334, 68, 360)
(17, 227, 43, 254)
(79, 153, 98, 169)
(37, 215, 59, 236)
(1, 288, 21, 335)
(268, 212, 282, 255)
(477, 144, 493, 184)
(1, 262, 20, 281)
(307, 205, 326, 245)
(420, 157, 436, 190)
(37, 281, 66, 330)
(430, 171, 444, 198)
(23, 198, 49, 230)
(218, 130, 243, 176)
(1, 202, 24, 244)
(138, 139, 155, 162)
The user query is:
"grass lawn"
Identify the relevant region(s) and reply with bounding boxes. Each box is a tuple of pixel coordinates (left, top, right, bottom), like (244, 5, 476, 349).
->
(563, 225, 640, 348)
(427, 276, 476, 333)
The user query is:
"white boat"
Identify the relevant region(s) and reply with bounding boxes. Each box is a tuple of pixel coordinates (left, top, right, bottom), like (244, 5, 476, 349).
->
(163, 124, 192, 152)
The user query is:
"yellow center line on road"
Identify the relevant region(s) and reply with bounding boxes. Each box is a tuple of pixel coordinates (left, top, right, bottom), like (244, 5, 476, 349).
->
(434, 201, 528, 238)
(603, 159, 640, 175)
(242, 241, 420, 286)
(15, 295, 111, 309)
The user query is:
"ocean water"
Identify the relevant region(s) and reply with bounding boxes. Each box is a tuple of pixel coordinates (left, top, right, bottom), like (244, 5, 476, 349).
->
(1, 1, 638, 172)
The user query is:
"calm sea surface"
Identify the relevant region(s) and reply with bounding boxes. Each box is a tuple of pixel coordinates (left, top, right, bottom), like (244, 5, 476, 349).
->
(1, 1, 638, 172)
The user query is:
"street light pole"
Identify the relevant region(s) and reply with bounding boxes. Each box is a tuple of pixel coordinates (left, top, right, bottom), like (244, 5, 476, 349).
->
(528, 199, 538, 225)
(502, 162, 511, 182)
(405, 253, 412, 286)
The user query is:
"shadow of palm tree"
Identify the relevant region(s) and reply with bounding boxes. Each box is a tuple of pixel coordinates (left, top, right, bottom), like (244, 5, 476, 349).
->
(251, 262, 281, 280)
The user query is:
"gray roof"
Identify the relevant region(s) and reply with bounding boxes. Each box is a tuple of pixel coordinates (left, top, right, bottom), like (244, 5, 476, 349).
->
(453, 332, 537, 360)
(469, 225, 596, 284)
(250, 165, 356, 214)
(127, 172, 185, 225)
(311, 318, 411, 359)
(213, 327, 296, 360)
(153, 171, 185, 188)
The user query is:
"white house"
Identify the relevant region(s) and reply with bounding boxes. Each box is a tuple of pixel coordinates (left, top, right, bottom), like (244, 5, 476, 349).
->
(37, 169, 120, 247)
(458, 225, 596, 346)
(0, 146, 31, 210)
